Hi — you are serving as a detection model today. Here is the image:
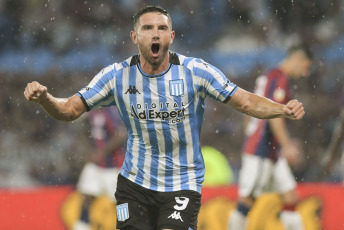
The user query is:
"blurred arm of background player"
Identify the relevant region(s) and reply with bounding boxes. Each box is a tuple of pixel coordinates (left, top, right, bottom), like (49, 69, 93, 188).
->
(243, 115, 301, 166)
(322, 107, 344, 175)
(88, 125, 127, 164)
(269, 118, 301, 166)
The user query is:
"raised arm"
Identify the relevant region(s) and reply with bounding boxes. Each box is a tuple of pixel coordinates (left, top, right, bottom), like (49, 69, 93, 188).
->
(227, 88, 305, 120)
(24, 81, 86, 121)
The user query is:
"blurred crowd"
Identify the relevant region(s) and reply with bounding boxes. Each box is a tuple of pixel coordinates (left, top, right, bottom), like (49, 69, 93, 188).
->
(1, 0, 344, 187)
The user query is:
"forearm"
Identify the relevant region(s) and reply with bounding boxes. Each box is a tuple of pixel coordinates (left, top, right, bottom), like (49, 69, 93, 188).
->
(25, 81, 86, 121)
(229, 88, 304, 120)
(40, 93, 83, 121)
(229, 88, 287, 119)
(244, 95, 286, 119)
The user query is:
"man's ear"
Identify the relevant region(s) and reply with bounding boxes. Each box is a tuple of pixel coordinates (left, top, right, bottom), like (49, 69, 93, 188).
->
(130, 30, 138, 44)
(170, 31, 175, 44)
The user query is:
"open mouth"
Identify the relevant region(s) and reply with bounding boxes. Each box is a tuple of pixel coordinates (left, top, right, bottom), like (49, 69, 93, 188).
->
(151, 43, 160, 56)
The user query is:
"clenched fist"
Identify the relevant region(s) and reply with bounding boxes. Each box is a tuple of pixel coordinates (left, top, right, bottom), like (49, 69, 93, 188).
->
(283, 99, 305, 120)
(24, 81, 48, 104)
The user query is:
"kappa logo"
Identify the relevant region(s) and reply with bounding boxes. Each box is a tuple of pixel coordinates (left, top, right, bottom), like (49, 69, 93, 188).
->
(125, 85, 140, 94)
(168, 211, 184, 222)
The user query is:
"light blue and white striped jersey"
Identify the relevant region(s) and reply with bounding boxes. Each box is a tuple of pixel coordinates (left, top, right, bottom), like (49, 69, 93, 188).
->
(77, 52, 238, 193)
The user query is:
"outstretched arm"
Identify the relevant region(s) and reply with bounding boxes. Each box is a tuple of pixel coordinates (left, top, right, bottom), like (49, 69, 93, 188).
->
(24, 81, 86, 121)
(227, 88, 305, 120)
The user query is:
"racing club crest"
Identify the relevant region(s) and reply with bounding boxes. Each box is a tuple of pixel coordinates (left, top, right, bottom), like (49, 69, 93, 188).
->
(169, 79, 184, 96)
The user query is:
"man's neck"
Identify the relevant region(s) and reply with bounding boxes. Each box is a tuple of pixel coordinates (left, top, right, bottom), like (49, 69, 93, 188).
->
(139, 53, 170, 75)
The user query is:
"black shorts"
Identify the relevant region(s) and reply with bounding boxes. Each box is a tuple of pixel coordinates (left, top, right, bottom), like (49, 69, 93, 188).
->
(115, 174, 202, 230)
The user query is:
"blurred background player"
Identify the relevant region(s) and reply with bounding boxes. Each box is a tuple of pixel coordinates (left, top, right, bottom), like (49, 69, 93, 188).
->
(228, 44, 313, 230)
(74, 107, 126, 230)
(322, 106, 344, 185)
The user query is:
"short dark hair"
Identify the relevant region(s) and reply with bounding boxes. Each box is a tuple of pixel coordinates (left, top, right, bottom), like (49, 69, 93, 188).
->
(287, 43, 313, 60)
(133, 5, 172, 29)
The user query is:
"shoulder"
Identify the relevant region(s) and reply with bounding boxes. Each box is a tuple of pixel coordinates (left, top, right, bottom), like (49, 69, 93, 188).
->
(174, 52, 206, 68)
(97, 55, 137, 78)
(173, 52, 220, 76)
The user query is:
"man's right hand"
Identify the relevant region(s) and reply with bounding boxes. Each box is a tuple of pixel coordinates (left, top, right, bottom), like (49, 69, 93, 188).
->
(283, 99, 305, 120)
(23, 81, 86, 121)
(24, 81, 48, 104)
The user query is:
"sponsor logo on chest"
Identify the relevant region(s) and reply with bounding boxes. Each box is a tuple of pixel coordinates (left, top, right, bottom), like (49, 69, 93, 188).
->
(130, 101, 187, 124)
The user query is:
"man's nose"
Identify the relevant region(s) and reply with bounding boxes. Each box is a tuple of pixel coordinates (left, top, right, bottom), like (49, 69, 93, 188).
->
(152, 27, 159, 39)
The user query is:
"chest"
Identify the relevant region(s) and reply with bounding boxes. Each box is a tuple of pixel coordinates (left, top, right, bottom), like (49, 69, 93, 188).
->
(116, 66, 196, 124)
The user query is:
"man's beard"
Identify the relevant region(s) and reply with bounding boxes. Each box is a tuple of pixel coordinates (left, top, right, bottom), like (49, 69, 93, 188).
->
(138, 43, 169, 67)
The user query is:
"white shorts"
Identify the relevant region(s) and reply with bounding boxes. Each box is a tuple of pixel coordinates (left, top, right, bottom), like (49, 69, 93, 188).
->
(238, 154, 296, 198)
(77, 162, 121, 201)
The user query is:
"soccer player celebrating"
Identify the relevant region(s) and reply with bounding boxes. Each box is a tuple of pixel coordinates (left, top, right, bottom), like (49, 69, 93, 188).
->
(24, 6, 306, 230)
(228, 44, 313, 230)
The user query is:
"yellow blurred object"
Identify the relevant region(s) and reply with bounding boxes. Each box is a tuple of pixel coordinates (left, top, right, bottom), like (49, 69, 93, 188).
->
(198, 197, 236, 230)
(202, 146, 234, 186)
(89, 195, 116, 230)
(264, 215, 285, 230)
(264, 213, 285, 230)
(60, 191, 82, 230)
(60, 191, 117, 230)
(296, 197, 322, 230)
(246, 193, 284, 230)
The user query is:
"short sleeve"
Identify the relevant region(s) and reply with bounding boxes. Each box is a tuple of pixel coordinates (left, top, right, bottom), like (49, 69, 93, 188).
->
(77, 65, 117, 111)
(192, 59, 238, 103)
